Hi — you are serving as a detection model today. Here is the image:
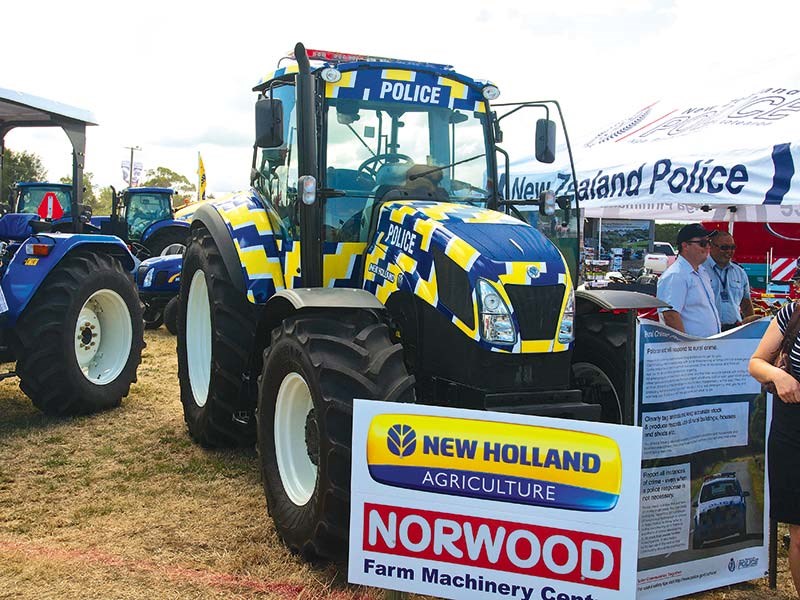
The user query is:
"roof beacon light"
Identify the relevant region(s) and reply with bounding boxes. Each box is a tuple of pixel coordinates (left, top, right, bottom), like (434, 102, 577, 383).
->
(320, 67, 342, 83)
(295, 48, 453, 70)
(482, 85, 500, 101)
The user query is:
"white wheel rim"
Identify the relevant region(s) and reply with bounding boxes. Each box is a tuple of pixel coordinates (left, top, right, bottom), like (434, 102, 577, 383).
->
(186, 269, 212, 407)
(275, 372, 317, 506)
(74, 289, 132, 385)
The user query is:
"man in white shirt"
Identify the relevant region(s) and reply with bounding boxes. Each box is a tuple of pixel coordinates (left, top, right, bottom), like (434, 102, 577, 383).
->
(703, 231, 755, 331)
(656, 223, 721, 337)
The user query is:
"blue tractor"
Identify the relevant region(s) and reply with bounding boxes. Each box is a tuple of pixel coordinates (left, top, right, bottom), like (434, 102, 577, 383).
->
(9, 182, 100, 232)
(136, 251, 182, 333)
(0, 87, 144, 415)
(94, 186, 191, 258)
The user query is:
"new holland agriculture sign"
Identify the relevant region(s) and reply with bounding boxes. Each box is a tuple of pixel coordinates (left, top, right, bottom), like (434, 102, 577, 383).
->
(349, 401, 643, 599)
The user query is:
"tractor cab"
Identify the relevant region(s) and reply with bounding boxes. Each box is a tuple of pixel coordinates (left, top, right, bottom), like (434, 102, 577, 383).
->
(120, 187, 175, 242)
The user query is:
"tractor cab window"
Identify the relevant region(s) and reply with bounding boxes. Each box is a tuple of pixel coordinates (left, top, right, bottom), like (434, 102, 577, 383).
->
(324, 97, 491, 242)
(17, 186, 72, 218)
(255, 84, 299, 241)
(126, 193, 172, 240)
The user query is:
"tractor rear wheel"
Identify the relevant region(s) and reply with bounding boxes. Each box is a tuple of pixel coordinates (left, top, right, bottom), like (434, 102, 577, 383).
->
(14, 251, 144, 415)
(257, 310, 415, 563)
(572, 315, 627, 424)
(145, 228, 189, 257)
(176, 226, 257, 447)
(163, 296, 178, 335)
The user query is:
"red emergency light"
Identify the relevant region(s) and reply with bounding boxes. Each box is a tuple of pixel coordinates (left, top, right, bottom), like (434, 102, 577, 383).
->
(292, 48, 452, 70)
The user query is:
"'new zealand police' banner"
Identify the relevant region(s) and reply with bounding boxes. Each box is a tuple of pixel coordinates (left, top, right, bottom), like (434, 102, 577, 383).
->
(510, 86, 800, 221)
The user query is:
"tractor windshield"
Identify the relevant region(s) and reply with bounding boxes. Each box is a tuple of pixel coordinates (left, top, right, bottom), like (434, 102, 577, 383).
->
(127, 192, 172, 240)
(325, 98, 490, 205)
(16, 186, 72, 218)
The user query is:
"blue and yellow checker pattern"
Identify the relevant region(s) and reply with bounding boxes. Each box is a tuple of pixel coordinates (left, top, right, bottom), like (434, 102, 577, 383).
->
(202, 192, 368, 303)
(206, 194, 572, 355)
(363, 201, 573, 354)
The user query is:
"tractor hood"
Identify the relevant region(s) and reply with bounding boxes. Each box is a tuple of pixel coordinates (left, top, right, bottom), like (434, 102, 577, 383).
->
(364, 200, 572, 354)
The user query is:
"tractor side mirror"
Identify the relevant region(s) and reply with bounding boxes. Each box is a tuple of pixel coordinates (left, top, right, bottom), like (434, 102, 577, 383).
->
(255, 98, 284, 148)
(535, 118, 556, 164)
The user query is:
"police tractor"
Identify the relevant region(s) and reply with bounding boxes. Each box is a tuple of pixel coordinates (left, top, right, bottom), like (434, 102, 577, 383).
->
(176, 44, 660, 561)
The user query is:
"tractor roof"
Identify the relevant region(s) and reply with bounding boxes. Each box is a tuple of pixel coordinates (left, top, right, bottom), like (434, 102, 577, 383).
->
(14, 181, 72, 189)
(253, 49, 492, 93)
(126, 187, 175, 195)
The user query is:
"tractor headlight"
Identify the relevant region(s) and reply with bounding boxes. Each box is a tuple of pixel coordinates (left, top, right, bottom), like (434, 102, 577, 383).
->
(558, 289, 575, 344)
(477, 278, 516, 345)
(143, 267, 155, 288)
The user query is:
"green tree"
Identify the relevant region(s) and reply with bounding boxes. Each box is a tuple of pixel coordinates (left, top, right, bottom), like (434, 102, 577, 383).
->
(94, 186, 114, 215)
(1, 149, 47, 202)
(142, 167, 196, 195)
(655, 222, 683, 245)
(60, 171, 97, 209)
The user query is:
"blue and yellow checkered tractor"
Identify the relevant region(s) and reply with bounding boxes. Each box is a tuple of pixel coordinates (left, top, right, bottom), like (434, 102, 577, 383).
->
(175, 43, 659, 563)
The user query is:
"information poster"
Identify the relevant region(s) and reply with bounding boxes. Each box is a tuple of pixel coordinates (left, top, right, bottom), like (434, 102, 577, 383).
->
(349, 401, 643, 599)
(635, 320, 770, 599)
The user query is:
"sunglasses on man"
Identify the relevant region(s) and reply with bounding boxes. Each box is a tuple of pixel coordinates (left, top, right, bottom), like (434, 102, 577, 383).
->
(684, 239, 711, 247)
(712, 243, 737, 251)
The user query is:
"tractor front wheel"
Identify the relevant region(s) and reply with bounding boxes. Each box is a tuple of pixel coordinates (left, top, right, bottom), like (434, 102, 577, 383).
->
(14, 251, 144, 415)
(163, 296, 178, 335)
(176, 226, 257, 447)
(257, 310, 415, 563)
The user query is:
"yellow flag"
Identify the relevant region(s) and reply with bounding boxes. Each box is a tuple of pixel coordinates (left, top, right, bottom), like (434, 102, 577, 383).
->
(197, 152, 207, 201)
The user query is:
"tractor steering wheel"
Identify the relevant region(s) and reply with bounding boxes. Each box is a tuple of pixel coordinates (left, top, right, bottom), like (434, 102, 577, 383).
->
(357, 153, 414, 179)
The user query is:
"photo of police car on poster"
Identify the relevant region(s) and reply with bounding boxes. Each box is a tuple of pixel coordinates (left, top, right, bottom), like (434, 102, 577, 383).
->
(634, 320, 769, 599)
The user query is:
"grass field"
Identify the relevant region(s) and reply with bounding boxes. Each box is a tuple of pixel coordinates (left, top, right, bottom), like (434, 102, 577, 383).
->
(0, 329, 797, 599)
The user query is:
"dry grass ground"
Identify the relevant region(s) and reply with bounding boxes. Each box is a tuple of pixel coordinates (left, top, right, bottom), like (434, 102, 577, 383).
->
(0, 329, 796, 599)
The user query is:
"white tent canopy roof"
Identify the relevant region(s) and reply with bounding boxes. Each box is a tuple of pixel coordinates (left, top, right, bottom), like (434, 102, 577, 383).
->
(509, 83, 800, 222)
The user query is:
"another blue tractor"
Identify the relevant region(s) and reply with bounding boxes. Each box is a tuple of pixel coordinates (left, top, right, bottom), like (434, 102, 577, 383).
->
(136, 251, 182, 333)
(94, 186, 190, 258)
(0, 87, 144, 415)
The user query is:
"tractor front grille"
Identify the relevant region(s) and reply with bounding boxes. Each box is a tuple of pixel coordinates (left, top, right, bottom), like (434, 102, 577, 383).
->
(504, 284, 565, 340)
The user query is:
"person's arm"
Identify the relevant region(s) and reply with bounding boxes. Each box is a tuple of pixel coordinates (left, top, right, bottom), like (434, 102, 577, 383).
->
(661, 310, 685, 333)
(741, 275, 755, 321)
(749, 317, 800, 403)
(741, 297, 758, 322)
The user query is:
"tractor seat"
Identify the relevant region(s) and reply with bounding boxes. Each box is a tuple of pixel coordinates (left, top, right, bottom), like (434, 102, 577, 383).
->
(0, 213, 40, 241)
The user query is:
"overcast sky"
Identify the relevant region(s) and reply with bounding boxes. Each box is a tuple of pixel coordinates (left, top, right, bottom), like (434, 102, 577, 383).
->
(3, 0, 798, 195)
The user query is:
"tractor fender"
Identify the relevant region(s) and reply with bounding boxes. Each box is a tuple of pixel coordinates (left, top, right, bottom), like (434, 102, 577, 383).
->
(189, 203, 246, 295)
(257, 288, 386, 347)
(141, 219, 190, 242)
(1, 233, 135, 326)
(575, 289, 668, 313)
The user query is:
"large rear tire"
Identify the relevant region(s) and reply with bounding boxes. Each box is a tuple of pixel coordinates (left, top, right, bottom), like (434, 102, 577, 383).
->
(14, 251, 144, 416)
(257, 310, 415, 563)
(176, 226, 257, 447)
(572, 314, 627, 424)
(144, 228, 189, 257)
